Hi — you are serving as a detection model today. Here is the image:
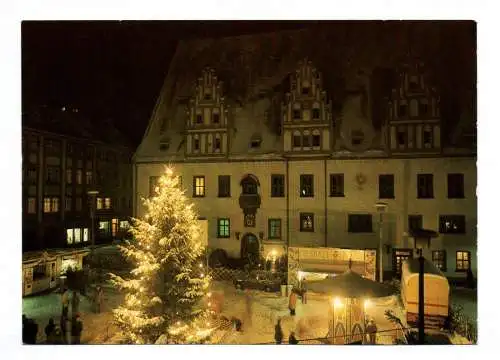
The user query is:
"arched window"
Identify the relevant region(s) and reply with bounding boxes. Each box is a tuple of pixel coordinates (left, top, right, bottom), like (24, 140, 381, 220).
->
(241, 175, 259, 195)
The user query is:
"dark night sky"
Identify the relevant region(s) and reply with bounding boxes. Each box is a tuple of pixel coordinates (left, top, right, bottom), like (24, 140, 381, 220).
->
(22, 21, 475, 147)
(21, 21, 310, 146)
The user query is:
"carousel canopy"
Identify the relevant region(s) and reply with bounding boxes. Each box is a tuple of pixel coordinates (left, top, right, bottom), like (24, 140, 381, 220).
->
(305, 270, 396, 298)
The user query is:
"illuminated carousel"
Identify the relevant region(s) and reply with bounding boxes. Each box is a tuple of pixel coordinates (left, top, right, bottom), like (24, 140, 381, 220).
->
(305, 261, 395, 345)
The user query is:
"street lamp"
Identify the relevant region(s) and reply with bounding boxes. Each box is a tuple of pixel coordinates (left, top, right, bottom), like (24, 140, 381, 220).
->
(375, 202, 388, 283)
(87, 190, 99, 248)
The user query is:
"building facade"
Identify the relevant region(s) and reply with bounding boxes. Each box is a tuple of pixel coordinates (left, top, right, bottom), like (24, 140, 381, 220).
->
(22, 116, 134, 252)
(133, 29, 476, 281)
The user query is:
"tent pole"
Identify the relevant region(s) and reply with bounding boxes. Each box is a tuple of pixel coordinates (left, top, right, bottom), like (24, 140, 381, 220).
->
(418, 250, 425, 344)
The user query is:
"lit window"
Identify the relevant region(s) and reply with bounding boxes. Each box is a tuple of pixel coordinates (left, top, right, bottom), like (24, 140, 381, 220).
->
(300, 213, 314, 232)
(99, 221, 111, 236)
(268, 219, 281, 239)
(83, 228, 89, 242)
(86, 171, 93, 185)
(119, 221, 130, 230)
(76, 170, 82, 185)
(217, 218, 230, 238)
(96, 198, 103, 210)
(300, 174, 314, 197)
(456, 251, 471, 272)
(44, 198, 51, 213)
(432, 250, 447, 271)
(51, 198, 59, 212)
(66, 229, 74, 244)
(27, 198, 36, 214)
(193, 176, 205, 197)
(74, 228, 81, 243)
(105, 198, 111, 209)
(112, 218, 118, 237)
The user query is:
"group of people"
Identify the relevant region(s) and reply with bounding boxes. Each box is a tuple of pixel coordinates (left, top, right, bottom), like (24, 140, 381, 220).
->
(22, 315, 39, 344)
(59, 287, 84, 344)
(274, 319, 299, 344)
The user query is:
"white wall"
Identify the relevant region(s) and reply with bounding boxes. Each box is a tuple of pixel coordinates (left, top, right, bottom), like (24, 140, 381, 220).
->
(135, 155, 477, 277)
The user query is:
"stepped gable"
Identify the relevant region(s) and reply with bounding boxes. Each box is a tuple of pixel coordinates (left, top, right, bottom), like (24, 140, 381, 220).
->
(136, 23, 474, 161)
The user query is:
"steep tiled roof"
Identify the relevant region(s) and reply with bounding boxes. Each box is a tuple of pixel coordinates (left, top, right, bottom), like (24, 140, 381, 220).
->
(136, 25, 476, 162)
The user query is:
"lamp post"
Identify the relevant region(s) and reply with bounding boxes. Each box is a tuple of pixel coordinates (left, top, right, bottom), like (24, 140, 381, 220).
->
(375, 202, 388, 283)
(87, 190, 99, 249)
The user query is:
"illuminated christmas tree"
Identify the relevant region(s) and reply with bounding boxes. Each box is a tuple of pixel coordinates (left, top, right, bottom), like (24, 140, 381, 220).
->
(110, 167, 212, 344)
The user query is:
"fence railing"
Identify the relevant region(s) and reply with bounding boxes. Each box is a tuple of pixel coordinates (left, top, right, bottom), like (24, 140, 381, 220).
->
(209, 267, 286, 283)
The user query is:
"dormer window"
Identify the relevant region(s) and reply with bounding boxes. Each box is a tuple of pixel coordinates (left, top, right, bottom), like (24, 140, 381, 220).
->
(419, 102, 429, 116)
(312, 108, 320, 120)
(159, 139, 170, 152)
(250, 134, 262, 149)
(293, 133, 302, 148)
(212, 113, 220, 124)
(397, 130, 406, 146)
(423, 128, 433, 148)
(312, 133, 321, 147)
(399, 104, 407, 118)
(351, 130, 364, 146)
(409, 75, 419, 91)
(196, 114, 203, 124)
(303, 133, 310, 147)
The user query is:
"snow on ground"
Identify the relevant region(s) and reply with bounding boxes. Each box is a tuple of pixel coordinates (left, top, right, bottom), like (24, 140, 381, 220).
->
(22, 284, 124, 344)
(22, 280, 411, 345)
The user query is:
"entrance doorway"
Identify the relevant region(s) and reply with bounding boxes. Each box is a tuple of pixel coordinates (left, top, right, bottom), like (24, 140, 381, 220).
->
(392, 249, 414, 277)
(241, 233, 260, 265)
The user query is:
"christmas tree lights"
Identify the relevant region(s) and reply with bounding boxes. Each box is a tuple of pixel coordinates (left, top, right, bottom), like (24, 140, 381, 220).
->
(110, 167, 213, 344)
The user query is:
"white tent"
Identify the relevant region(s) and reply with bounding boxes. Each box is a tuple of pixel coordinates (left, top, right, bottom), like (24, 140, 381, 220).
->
(401, 258, 449, 327)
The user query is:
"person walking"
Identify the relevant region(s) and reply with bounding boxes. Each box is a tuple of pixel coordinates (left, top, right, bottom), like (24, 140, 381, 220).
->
(366, 319, 378, 345)
(274, 319, 284, 344)
(71, 314, 83, 345)
(61, 288, 69, 318)
(288, 331, 299, 344)
(301, 282, 308, 305)
(289, 290, 297, 316)
(44, 318, 56, 344)
(71, 290, 80, 318)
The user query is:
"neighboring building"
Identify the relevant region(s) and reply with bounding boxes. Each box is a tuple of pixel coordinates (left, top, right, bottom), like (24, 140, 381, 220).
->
(22, 106, 134, 253)
(133, 28, 476, 282)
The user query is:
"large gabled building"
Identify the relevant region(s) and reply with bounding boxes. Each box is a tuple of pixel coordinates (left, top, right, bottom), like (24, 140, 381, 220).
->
(133, 25, 476, 282)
